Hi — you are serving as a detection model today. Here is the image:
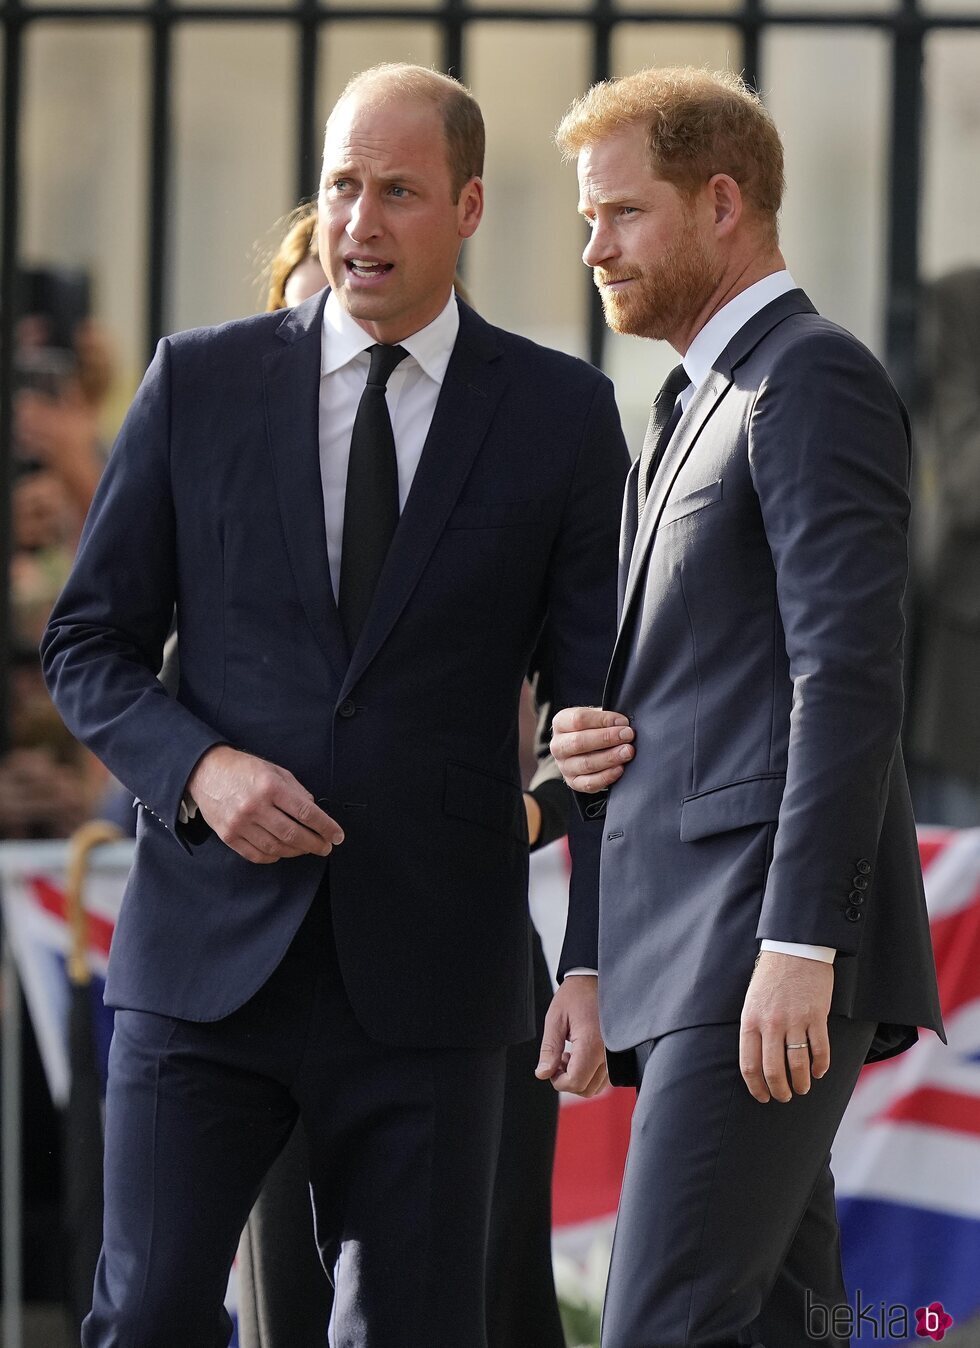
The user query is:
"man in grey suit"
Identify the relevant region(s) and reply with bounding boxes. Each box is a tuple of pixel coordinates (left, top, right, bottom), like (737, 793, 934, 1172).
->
(547, 67, 944, 1347)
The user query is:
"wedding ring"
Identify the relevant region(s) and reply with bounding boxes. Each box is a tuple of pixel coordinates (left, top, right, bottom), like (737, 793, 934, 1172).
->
(786, 1042, 809, 1050)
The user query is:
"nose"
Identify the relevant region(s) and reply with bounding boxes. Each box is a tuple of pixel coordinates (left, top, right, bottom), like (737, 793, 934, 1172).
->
(583, 219, 614, 270)
(347, 192, 383, 244)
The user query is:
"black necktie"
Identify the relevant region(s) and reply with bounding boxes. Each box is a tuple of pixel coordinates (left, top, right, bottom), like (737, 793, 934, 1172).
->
(638, 363, 689, 513)
(339, 343, 408, 647)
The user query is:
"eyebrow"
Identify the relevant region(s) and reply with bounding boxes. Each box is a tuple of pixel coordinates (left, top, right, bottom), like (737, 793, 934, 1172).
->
(578, 192, 629, 215)
(324, 163, 425, 187)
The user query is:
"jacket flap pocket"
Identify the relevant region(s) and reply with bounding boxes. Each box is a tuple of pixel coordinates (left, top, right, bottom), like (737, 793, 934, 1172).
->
(680, 773, 785, 842)
(444, 761, 528, 843)
(660, 478, 723, 527)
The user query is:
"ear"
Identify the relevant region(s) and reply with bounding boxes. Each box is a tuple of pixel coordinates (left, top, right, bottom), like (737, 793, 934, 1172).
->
(457, 177, 484, 240)
(708, 173, 742, 238)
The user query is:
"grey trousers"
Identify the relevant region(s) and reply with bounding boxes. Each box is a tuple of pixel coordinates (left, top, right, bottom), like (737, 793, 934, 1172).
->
(601, 1016, 877, 1348)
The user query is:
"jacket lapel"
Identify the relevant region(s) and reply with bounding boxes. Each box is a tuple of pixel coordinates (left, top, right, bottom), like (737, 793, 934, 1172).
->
(605, 288, 817, 705)
(262, 292, 350, 685)
(618, 456, 641, 619)
(339, 301, 507, 699)
(618, 368, 731, 626)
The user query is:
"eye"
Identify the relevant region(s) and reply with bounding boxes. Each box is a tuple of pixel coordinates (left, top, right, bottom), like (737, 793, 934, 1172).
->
(326, 178, 352, 195)
(620, 206, 638, 217)
(388, 184, 410, 199)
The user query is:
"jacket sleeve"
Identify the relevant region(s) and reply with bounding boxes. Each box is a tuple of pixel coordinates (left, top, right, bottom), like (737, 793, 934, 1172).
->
(40, 337, 225, 848)
(748, 330, 912, 953)
(525, 639, 572, 853)
(542, 372, 630, 975)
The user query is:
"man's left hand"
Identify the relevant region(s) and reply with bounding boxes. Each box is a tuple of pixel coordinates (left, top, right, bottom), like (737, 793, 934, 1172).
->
(536, 976, 608, 1097)
(739, 951, 834, 1103)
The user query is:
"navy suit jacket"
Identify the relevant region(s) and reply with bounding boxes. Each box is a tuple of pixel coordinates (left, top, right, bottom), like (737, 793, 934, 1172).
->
(593, 290, 943, 1063)
(42, 293, 629, 1048)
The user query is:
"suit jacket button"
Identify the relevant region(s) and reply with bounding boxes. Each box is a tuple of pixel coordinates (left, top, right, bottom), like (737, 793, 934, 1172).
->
(845, 908, 863, 922)
(856, 859, 872, 875)
(848, 890, 865, 905)
(338, 699, 356, 718)
(852, 875, 869, 890)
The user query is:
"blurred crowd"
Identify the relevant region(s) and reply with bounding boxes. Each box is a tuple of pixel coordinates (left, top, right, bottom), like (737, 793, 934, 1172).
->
(3, 270, 116, 840)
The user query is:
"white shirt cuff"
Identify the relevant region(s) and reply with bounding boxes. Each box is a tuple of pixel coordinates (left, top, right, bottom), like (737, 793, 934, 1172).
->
(760, 940, 836, 963)
(564, 967, 598, 977)
(178, 795, 199, 824)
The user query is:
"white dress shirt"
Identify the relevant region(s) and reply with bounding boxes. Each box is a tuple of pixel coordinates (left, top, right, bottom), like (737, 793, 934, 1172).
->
(669, 270, 835, 966)
(319, 289, 459, 600)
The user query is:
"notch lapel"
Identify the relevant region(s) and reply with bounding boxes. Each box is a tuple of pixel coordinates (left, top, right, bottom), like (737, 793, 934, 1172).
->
(263, 294, 350, 685)
(603, 371, 730, 707)
(339, 305, 507, 699)
(621, 369, 731, 621)
(618, 457, 641, 618)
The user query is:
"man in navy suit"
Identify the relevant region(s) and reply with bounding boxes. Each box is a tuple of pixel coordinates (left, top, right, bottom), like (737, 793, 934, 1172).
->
(42, 64, 627, 1346)
(550, 67, 943, 1346)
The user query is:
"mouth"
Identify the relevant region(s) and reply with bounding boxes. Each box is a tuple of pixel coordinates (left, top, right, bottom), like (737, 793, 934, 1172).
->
(345, 257, 394, 282)
(596, 274, 637, 293)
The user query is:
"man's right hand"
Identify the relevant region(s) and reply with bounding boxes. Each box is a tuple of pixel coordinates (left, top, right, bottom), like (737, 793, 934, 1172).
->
(186, 745, 344, 864)
(550, 707, 634, 794)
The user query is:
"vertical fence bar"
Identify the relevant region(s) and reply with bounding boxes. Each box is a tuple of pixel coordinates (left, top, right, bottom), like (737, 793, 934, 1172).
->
(586, 0, 611, 371)
(742, 0, 761, 92)
(146, 0, 172, 361)
(296, 0, 319, 203)
(885, 0, 923, 399)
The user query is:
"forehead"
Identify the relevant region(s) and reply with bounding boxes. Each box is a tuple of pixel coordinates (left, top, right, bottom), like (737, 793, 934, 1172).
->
(323, 91, 448, 174)
(576, 122, 659, 202)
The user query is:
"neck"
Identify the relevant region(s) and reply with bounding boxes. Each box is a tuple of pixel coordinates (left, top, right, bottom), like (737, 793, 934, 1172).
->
(671, 246, 786, 356)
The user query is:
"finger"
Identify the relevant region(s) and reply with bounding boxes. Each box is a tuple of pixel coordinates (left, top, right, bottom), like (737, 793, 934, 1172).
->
(583, 1060, 610, 1098)
(807, 1020, 831, 1080)
(266, 807, 341, 858)
(552, 1049, 604, 1097)
(553, 724, 635, 761)
(555, 1037, 604, 1094)
(551, 706, 631, 737)
(228, 822, 300, 864)
(535, 1012, 568, 1079)
(238, 808, 335, 858)
(739, 1027, 770, 1103)
(761, 1027, 793, 1103)
(568, 766, 627, 794)
(557, 743, 635, 780)
(785, 1034, 813, 1096)
(272, 790, 344, 849)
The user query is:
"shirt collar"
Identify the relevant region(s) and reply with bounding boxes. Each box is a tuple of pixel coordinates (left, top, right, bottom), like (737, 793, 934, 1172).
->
(321, 289, 460, 385)
(682, 269, 797, 394)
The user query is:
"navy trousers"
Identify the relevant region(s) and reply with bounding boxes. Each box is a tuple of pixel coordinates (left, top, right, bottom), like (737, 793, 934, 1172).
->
(237, 928, 564, 1348)
(83, 882, 507, 1348)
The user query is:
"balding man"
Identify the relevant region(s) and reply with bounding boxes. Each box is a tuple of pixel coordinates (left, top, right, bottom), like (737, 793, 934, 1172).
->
(43, 64, 627, 1346)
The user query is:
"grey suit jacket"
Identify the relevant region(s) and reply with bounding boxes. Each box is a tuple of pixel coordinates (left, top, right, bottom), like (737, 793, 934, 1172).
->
(594, 290, 943, 1065)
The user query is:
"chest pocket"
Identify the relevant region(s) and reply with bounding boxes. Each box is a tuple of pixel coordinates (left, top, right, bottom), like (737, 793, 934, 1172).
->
(660, 478, 723, 527)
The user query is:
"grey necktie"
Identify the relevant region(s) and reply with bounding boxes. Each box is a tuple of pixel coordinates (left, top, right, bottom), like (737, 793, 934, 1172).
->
(638, 363, 689, 513)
